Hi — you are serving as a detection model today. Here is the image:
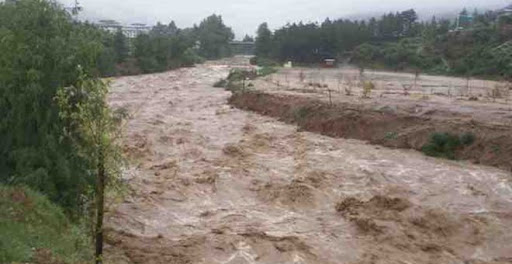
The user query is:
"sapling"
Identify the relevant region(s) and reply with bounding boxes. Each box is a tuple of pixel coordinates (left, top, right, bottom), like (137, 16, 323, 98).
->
(56, 69, 124, 264)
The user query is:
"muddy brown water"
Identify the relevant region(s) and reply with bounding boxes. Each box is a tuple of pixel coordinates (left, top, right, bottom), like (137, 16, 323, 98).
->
(107, 57, 512, 264)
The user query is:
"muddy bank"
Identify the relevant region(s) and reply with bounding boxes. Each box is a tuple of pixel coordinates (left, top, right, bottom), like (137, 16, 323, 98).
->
(229, 91, 512, 170)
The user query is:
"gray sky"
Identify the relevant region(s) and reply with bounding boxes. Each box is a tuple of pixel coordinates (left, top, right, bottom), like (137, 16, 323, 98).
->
(60, 0, 510, 39)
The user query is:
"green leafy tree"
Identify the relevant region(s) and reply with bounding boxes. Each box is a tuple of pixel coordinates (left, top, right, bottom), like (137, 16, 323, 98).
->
(113, 29, 129, 63)
(255, 22, 273, 57)
(195, 14, 234, 59)
(133, 22, 200, 73)
(0, 0, 106, 213)
(96, 30, 118, 77)
(352, 43, 378, 67)
(399, 9, 418, 36)
(56, 70, 123, 264)
(243, 34, 254, 42)
(152, 21, 179, 36)
(133, 33, 158, 73)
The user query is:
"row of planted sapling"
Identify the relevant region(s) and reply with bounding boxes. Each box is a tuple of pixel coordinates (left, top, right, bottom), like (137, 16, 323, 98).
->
(260, 67, 512, 104)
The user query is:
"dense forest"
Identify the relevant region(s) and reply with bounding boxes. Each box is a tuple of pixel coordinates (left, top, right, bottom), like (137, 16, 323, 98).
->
(0, 0, 233, 263)
(254, 8, 512, 78)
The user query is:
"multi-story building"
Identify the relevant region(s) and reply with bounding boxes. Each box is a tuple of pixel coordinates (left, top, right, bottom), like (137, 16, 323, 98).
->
(96, 20, 151, 38)
(498, 4, 512, 16)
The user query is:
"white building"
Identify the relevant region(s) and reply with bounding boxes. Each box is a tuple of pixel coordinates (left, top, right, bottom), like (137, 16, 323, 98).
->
(96, 20, 151, 38)
(501, 4, 512, 15)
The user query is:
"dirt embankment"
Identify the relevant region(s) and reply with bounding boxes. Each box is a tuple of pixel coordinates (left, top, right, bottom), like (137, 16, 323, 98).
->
(229, 91, 512, 170)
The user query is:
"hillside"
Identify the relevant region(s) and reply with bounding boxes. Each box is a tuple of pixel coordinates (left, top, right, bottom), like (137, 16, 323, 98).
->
(0, 185, 92, 263)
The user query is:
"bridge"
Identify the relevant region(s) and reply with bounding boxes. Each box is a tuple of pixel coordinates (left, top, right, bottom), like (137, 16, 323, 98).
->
(229, 41, 255, 55)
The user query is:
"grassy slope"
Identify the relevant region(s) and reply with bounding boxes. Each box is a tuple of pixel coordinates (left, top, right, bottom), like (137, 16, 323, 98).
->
(0, 185, 92, 263)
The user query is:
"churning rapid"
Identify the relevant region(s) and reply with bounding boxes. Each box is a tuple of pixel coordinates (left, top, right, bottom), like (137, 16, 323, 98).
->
(106, 57, 512, 264)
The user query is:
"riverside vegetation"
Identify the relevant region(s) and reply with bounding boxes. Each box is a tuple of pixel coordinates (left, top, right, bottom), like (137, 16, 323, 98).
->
(253, 8, 512, 78)
(0, 0, 234, 263)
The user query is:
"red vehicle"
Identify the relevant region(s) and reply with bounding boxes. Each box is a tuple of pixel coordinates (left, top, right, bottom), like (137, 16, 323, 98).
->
(322, 58, 336, 68)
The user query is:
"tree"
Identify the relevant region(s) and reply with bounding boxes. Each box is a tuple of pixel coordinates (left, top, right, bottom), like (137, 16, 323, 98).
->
(0, 0, 105, 213)
(168, 21, 179, 36)
(151, 21, 179, 37)
(255, 22, 273, 57)
(400, 9, 418, 36)
(133, 21, 200, 72)
(133, 33, 158, 73)
(352, 43, 378, 68)
(422, 16, 438, 43)
(56, 70, 123, 264)
(113, 29, 129, 63)
(243, 34, 254, 42)
(96, 31, 118, 77)
(195, 14, 234, 59)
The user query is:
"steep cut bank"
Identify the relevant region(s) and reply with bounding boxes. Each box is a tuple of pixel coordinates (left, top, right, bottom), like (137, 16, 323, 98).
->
(229, 91, 512, 170)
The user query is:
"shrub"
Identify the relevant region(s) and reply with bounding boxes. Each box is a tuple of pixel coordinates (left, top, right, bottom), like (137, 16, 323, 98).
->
(362, 81, 375, 98)
(181, 48, 203, 67)
(228, 69, 245, 82)
(249, 56, 258, 65)
(258, 66, 277, 77)
(421, 132, 474, 160)
(460, 132, 476, 146)
(225, 69, 258, 92)
(250, 56, 279, 67)
(213, 79, 227, 88)
(228, 68, 257, 81)
(116, 58, 143, 76)
(293, 106, 311, 123)
(226, 80, 243, 92)
(422, 133, 460, 159)
(385, 132, 398, 140)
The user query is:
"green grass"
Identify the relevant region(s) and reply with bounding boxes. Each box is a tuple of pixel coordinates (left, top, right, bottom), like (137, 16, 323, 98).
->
(0, 185, 92, 264)
(385, 131, 398, 140)
(249, 56, 279, 67)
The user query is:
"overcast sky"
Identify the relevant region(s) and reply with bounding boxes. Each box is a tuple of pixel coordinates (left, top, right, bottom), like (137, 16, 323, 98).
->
(59, 0, 510, 39)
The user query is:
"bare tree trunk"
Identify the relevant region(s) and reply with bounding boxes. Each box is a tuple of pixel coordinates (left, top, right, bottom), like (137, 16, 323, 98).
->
(414, 71, 419, 90)
(466, 77, 470, 97)
(95, 149, 105, 264)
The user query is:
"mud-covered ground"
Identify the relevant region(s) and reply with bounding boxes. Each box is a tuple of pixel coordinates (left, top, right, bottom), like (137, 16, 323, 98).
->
(256, 67, 512, 125)
(106, 57, 512, 264)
